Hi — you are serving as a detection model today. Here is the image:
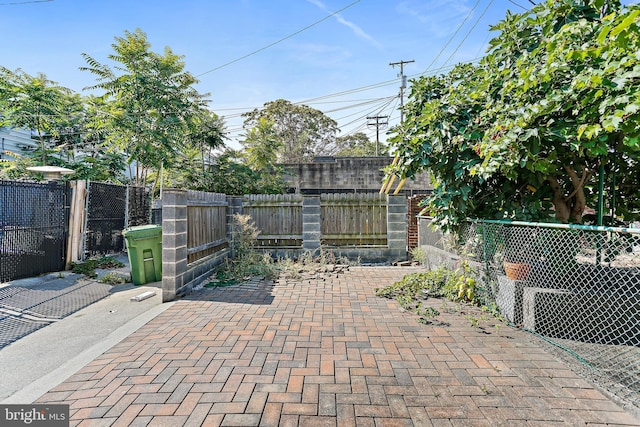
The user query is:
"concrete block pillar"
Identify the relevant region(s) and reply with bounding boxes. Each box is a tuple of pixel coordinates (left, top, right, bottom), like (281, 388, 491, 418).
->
(387, 195, 408, 259)
(162, 189, 188, 302)
(302, 196, 321, 252)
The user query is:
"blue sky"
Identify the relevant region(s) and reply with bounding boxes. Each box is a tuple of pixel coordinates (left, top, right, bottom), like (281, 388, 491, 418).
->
(3, 0, 531, 149)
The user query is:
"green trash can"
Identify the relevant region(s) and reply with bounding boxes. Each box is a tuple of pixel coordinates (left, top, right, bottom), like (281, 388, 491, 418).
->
(122, 225, 162, 285)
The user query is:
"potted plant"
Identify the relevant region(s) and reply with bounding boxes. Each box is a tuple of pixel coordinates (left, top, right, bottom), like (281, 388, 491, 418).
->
(502, 257, 532, 280)
(494, 228, 541, 281)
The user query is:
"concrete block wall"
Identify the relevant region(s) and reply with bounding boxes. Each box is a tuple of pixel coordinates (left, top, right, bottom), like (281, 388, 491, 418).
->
(387, 195, 408, 259)
(302, 196, 321, 252)
(282, 156, 432, 194)
(162, 189, 230, 302)
(161, 189, 188, 303)
(162, 192, 409, 301)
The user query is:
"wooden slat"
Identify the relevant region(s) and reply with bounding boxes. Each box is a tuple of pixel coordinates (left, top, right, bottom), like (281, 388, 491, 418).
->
(187, 203, 227, 263)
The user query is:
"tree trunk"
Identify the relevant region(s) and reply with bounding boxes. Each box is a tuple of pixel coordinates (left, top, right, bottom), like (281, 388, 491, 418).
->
(548, 176, 570, 222)
(547, 166, 592, 223)
(565, 166, 589, 224)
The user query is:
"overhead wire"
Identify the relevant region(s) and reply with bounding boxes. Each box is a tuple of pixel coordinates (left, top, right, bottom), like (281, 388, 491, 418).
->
(337, 95, 397, 131)
(507, 0, 529, 11)
(420, 0, 483, 74)
(440, 0, 496, 69)
(0, 0, 52, 4)
(210, 57, 483, 124)
(8, 0, 499, 148)
(195, 0, 361, 77)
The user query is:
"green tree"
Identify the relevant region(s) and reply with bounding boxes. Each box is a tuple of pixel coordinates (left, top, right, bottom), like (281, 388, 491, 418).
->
(0, 66, 12, 107)
(187, 109, 226, 171)
(335, 132, 385, 156)
(388, 0, 640, 231)
(0, 68, 72, 164)
(242, 99, 339, 163)
(202, 149, 287, 195)
(81, 28, 210, 186)
(242, 117, 280, 171)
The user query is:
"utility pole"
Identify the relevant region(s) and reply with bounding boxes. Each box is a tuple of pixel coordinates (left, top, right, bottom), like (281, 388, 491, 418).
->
(367, 115, 388, 156)
(389, 59, 414, 124)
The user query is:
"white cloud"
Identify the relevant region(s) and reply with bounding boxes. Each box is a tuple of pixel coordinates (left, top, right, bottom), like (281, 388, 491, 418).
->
(306, 0, 382, 48)
(397, 0, 473, 38)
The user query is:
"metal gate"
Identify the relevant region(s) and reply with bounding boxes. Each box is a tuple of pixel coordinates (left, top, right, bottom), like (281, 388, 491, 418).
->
(0, 180, 69, 282)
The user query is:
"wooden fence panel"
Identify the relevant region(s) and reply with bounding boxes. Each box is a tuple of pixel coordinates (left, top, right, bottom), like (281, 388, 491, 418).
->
(187, 192, 228, 264)
(243, 194, 303, 248)
(321, 193, 387, 246)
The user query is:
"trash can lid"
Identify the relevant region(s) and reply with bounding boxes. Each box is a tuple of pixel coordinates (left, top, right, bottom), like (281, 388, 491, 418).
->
(122, 224, 162, 238)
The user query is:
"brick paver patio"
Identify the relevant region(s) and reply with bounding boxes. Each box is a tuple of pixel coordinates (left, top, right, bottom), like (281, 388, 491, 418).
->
(37, 267, 640, 426)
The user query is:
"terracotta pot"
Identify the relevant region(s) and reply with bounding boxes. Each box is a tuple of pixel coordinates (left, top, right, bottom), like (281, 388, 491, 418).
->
(503, 261, 531, 280)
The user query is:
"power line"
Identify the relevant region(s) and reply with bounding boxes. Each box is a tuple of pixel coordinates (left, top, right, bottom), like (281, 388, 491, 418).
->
(389, 59, 414, 124)
(507, 0, 529, 11)
(195, 0, 361, 77)
(322, 96, 396, 114)
(366, 115, 388, 156)
(0, 0, 52, 5)
(440, 0, 495, 68)
(421, 0, 482, 74)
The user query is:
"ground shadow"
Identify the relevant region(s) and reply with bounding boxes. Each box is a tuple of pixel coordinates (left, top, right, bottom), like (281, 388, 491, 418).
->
(183, 279, 276, 305)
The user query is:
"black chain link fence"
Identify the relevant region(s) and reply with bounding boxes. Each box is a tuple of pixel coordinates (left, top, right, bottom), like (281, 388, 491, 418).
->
(455, 220, 640, 411)
(0, 179, 147, 348)
(0, 180, 150, 282)
(127, 185, 152, 227)
(85, 182, 150, 256)
(0, 180, 69, 282)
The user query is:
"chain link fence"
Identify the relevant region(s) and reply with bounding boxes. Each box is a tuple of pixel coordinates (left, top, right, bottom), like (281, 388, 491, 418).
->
(0, 180, 69, 282)
(454, 220, 640, 410)
(85, 182, 150, 256)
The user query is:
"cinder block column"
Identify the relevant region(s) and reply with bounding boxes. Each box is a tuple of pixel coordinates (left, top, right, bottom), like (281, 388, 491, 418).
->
(162, 189, 188, 302)
(302, 196, 321, 252)
(387, 195, 408, 259)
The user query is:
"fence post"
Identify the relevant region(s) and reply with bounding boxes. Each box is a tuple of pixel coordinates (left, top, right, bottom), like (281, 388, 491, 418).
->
(66, 180, 87, 269)
(124, 185, 130, 229)
(387, 195, 408, 259)
(302, 195, 321, 252)
(162, 189, 188, 302)
(123, 185, 130, 252)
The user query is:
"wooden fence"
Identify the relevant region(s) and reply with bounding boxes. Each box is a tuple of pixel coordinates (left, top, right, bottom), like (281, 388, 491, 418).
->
(162, 190, 407, 301)
(242, 194, 302, 248)
(187, 191, 227, 264)
(241, 193, 389, 249)
(320, 193, 387, 246)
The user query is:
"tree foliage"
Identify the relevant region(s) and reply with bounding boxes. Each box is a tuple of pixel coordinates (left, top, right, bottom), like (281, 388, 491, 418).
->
(0, 68, 71, 164)
(242, 99, 339, 163)
(81, 28, 214, 185)
(243, 117, 281, 171)
(335, 132, 386, 156)
(198, 149, 287, 195)
(388, 0, 640, 231)
(0, 68, 127, 180)
(186, 109, 227, 171)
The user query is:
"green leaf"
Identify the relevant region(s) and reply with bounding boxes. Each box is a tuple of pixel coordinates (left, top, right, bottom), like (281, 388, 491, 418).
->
(610, 10, 640, 38)
(597, 24, 612, 44)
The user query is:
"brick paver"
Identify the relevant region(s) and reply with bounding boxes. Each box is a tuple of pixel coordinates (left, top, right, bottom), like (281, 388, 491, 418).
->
(37, 267, 640, 426)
